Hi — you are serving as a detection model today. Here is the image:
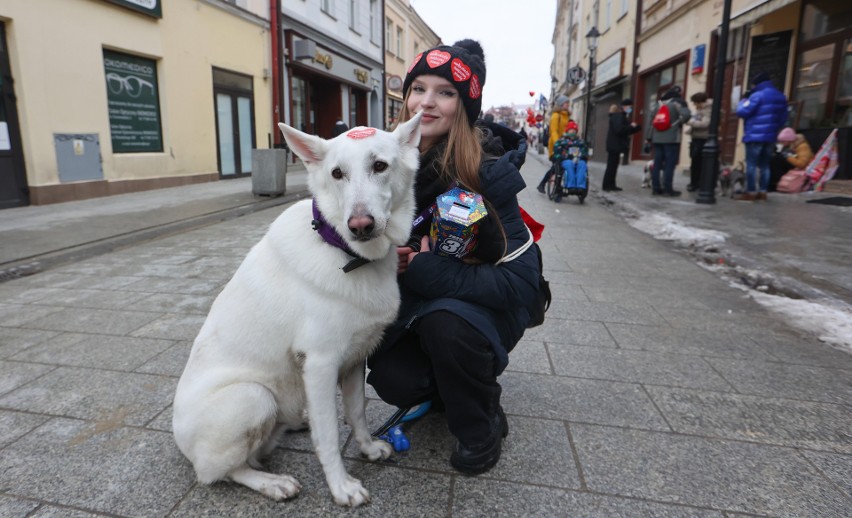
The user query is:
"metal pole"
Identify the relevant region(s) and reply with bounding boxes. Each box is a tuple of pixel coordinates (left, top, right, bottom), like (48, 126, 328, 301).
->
(584, 52, 594, 142)
(696, 0, 733, 205)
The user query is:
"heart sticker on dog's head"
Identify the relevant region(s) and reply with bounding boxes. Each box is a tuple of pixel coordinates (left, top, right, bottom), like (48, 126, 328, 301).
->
(426, 50, 451, 68)
(346, 128, 377, 139)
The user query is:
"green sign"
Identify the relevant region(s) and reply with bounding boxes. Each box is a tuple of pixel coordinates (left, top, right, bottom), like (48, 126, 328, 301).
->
(103, 0, 162, 18)
(104, 50, 163, 153)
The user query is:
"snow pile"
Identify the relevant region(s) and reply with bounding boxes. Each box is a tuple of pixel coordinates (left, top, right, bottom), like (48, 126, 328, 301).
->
(628, 212, 727, 250)
(748, 291, 852, 352)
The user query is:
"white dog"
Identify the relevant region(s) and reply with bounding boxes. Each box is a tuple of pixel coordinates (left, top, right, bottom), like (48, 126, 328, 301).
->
(172, 113, 422, 507)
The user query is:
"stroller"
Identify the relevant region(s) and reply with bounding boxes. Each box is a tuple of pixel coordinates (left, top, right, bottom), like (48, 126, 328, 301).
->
(546, 153, 589, 204)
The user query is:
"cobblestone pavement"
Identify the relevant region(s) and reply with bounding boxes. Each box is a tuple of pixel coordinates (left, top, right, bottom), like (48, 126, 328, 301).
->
(0, 154, 849, 517)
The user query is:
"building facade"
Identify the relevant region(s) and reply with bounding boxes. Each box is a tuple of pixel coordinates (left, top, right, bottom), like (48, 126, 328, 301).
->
(384, 0, 440, 129)
(0, 0, 273, 208)
(280, 0, 384, 141)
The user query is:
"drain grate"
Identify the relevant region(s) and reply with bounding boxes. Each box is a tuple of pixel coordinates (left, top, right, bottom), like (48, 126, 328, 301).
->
(806, 196, 852, 206)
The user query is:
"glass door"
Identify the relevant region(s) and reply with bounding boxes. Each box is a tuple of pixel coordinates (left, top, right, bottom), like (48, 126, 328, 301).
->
(212, 68, 254, 178)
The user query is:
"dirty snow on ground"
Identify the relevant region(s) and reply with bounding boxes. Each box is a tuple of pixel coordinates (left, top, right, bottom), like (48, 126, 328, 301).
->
(628, 211, 727, 249)
(627, 210, 852, 353)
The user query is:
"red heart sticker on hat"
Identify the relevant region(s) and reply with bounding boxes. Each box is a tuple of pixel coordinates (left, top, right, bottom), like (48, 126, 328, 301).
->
(407, 53, 422, 74)
(426, 50, 451, 68)
(451, 58, 471, 82)
(346, 127, 377, 139)
(469, 74, 481, 99)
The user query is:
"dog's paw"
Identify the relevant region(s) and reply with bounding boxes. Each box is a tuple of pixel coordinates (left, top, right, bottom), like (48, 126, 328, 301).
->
(331, 475, 371, 507)
(259, 474, 302, 501)
(360, 438, 393, 461)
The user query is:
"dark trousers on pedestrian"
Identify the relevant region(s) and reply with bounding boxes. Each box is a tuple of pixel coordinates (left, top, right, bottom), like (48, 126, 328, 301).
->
(602, 151, 621, 190)
(689, 138, 707, 189)
(366, 311, 501, 447)
(769, 152, 793, 192)
(651, 143, 680, 193)
(536, 161, 557, 191)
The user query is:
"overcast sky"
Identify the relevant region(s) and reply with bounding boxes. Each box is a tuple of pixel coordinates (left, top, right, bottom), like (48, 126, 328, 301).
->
(409, 0, 557, 110)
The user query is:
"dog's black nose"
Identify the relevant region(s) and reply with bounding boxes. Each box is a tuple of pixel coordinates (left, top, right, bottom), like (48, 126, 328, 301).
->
(348, 215, 375, 239)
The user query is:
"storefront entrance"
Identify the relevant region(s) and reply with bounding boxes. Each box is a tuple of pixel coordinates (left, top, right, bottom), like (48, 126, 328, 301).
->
(0, 22, 28, 209)
(213, 68, 255, 178)
(633, 53, 688, 161)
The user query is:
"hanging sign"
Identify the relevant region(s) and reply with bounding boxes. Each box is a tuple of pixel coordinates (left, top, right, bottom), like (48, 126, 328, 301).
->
(692, 44, 706, 75)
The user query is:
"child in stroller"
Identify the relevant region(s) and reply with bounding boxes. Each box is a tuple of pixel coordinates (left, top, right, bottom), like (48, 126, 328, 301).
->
(548, 121, 590, 203)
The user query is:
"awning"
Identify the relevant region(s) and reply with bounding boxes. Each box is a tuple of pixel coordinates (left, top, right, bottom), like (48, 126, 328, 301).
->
(728, 0, 797, 30)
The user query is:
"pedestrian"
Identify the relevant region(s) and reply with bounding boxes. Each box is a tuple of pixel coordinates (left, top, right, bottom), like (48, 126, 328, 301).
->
(602, 99, 641, 192)
(332, 119, 349, 137)
(646, 85, 691, 196)
(685, 92, 712, 192)
(519, 126, 528, 143)
(770, 127, 814, 191)
(536, 95, 572, 193)
(552, 120, 589, 202)
(366, 39, 541, 476)
(735, 71, 788, 201)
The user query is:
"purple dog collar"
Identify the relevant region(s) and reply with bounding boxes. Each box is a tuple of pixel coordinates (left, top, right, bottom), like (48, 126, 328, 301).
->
(311, 199, 370, 273)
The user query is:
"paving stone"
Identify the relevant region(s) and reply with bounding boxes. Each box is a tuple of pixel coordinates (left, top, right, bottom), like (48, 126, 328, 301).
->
(17, 307, 162, 335)
(0, 366, 175, 426)
(122, 276, 223, 295)
(549, 282, 590, 301)
(754, 334, 852, 368)
(703, 357, 852, 405)
(135, 341, 192, 377)
(546, 300, 667, 325)
(571, 423, 850, 517)
(171, 451, 450, 517)
(452, 479, 723, 517)
(604, 323, 776, 359)
(28, 288, 150, 310)
(129, 313, 207, 341)
(0, 410, 49, 449)
(146, 404, 173, 432)
(504, 340, 552, 374)
(0, 361, 54, 395)
(14, 272, 143, 290)
(800, 450, 852, 497)
(0, 328, 60, 359)
(658, 307, 787, 334)
(548, 344, 733, 391)
(11, 333, 175, 371)
(30, 506, 105, 517)
(523, 319, 617, 348)
(0, 418, 194, 516)
(500, 371, 669, 430)
(647, 386, 852, 453)
(0, 495, 39, 517)
(0, 286, 65, 304)
(124, 292, 216, 314)
(0, 303, 64, 327)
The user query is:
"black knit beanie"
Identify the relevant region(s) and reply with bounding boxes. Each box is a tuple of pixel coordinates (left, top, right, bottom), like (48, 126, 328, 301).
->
(402, 39, 486, 126)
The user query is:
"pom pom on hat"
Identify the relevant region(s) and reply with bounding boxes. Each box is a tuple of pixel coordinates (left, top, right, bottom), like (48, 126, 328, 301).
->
(566, 120, 579, 132)
(403, 39, 486, 126)
(777, 127, 796, 143)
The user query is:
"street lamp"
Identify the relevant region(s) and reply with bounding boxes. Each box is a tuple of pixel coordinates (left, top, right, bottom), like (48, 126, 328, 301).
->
(696, 0, 733, 205)
(584, 26, 600, 142)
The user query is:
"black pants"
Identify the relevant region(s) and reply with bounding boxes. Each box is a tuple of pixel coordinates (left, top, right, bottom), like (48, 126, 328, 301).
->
(537, 162, 557, 190)
(769, 153, 793, 192)
(602, 151, 621, 190)
(689, 138, 707, 189)
(367, 311, 501, 447)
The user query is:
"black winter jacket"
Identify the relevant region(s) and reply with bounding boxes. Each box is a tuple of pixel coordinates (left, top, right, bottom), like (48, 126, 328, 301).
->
(606, 111, 641, 154)
(379, 122, 540, 374)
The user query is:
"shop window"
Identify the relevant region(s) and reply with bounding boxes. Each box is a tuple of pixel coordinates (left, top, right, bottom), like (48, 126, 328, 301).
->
(103, 49, 163, 153)
(835, 39, 852, 126)
(801, 0, 852, 42)
(388, 98, 402, 127)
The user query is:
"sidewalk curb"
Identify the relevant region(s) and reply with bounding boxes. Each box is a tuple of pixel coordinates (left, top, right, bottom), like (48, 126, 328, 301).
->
(0, 188, 310, 283)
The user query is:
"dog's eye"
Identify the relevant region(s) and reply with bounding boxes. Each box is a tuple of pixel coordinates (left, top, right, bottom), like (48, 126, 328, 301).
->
(331, 167, 343, 180)
(373, 161, 388, 173)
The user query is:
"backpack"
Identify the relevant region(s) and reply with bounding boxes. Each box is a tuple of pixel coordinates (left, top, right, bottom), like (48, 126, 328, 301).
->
(652, 102, 672, 131)
(776, 169, 810, 193)
(527, 243, 551, 328)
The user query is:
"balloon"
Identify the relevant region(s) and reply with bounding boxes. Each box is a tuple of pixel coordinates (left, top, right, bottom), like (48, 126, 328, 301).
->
(529, 91, 535, 97)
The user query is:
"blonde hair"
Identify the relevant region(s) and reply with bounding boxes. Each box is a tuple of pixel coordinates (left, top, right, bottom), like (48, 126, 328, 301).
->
(609, 104, 620, 114)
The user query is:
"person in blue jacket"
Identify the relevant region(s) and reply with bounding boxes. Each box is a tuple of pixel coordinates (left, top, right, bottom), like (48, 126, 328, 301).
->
(366, 39, 541, 475)
(735, 71, 788, 200)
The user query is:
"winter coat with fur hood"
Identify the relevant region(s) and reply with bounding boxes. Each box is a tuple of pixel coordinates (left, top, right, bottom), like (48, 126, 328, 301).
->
(378, 122, 540, 374)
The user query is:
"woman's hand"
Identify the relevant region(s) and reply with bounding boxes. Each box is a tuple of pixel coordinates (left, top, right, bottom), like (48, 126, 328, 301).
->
(397, 235, 431, 274)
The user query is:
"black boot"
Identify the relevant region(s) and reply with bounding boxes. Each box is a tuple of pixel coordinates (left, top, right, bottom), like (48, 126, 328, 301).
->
(449, 406, 508, 475)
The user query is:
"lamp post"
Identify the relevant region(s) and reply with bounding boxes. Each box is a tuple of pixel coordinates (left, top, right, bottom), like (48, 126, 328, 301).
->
(584, 27, 600, 143)
(696, 0, 733, 205)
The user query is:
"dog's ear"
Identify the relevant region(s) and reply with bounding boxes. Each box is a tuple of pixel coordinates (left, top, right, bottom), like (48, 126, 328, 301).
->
(394, 112, 423, 149)
(277, 123, 328, 164)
